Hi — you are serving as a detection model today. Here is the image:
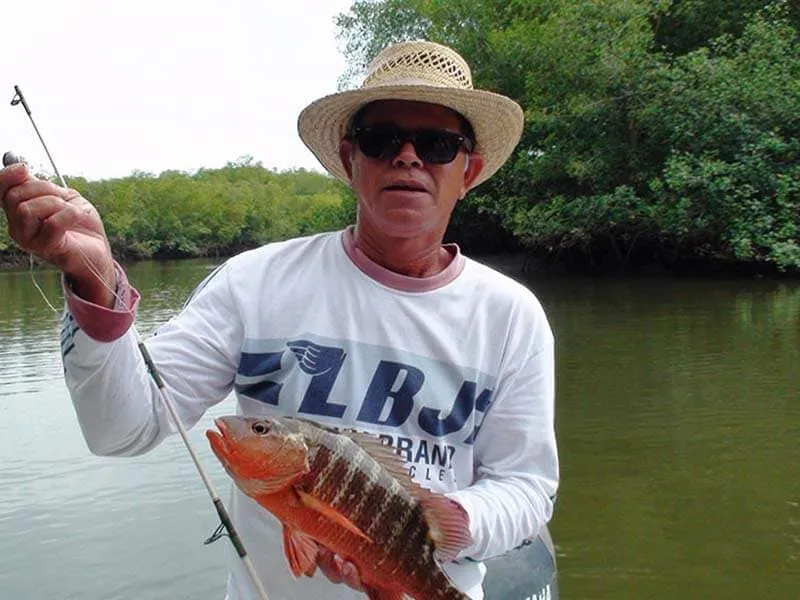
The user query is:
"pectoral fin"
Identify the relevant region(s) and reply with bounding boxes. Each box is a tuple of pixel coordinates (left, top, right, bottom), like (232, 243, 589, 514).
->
(282, 525, 320, 578)
(296, 489, 373, 543)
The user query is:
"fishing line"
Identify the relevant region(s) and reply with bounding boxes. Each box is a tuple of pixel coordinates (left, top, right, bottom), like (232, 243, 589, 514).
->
(5, 85, 272, 600)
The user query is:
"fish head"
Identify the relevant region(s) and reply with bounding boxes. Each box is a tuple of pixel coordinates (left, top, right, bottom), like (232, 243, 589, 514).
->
(207, 416, 309, 496)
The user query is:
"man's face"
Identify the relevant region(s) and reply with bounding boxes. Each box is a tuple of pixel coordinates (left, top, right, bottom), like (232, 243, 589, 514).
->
(339, 100, 484, 239)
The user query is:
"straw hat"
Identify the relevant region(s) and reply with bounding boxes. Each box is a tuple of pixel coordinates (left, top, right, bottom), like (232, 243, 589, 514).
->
(297, 40, 524, 188)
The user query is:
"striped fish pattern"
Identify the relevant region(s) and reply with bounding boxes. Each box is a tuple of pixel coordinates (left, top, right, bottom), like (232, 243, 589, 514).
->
(207, 415, 472, 600)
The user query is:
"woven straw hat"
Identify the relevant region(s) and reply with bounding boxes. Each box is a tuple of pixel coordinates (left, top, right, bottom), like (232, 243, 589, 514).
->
(298, 40, 524, 188)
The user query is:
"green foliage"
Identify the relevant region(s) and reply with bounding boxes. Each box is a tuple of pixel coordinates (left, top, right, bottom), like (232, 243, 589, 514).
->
(652, 0, 800, 56)
(336, 0, 800, 272)
(1, 162, 353, 265)
(0, 211, 11, 254)
(642, 6, 800, 268)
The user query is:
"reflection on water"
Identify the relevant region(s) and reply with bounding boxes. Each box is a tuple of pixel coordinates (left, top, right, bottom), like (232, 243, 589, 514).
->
(0, 261, 231, 600)
(0, 258, 798, 599)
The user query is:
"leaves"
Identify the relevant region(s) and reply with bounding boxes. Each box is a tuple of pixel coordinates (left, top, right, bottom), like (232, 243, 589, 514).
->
(1, 164, 353, 266)
(336, 0, 800, 271)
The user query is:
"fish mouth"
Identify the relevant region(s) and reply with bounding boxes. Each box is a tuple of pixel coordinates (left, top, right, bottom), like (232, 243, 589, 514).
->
(213, 417, 230, 438)
(206, 418, 231, 461)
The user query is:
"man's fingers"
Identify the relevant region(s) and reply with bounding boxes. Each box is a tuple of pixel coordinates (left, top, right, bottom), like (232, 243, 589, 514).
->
(10, 196, 67, 242)
(317, 549, 363, 590)
(4, 177, 71, 212)
(9, 196, 91, 263)
(16, 195, 65, 222)
(317, 550, 343, 584)
(41, 199, 92, 232)
(0, 163, 32, 209)
(340, 561, 363, 589)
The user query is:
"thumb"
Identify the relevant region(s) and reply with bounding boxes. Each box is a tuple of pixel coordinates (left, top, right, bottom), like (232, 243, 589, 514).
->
(0, 161, 32, 202)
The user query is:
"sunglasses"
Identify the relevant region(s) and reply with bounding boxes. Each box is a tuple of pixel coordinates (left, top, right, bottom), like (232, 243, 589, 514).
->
(351, 125, 474, 164)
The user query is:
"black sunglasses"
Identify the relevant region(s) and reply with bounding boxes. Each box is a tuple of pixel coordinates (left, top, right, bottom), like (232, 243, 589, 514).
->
(351, 125, 474, 164)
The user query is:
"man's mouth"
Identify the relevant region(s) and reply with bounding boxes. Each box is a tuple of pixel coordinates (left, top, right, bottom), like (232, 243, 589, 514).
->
(383, 181, 427, 192)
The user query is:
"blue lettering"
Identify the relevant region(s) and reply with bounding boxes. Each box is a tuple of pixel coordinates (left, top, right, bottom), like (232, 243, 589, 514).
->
(461, 384, 493, 444)
(357, 361, 423, 427)
(289, 340, 348, 418)
(296, 357, 347, 418)
(236, 351, 284, 405)
(419, 380, 488, 437)
(430, 444, 454, 468)
(395, 436, 414, 462)
(238, 351, 284, 377)
(415, 440, 429, 463)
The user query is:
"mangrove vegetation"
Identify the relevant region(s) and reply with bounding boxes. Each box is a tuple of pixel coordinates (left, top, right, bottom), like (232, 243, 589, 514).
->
(2, 0, 798, 275)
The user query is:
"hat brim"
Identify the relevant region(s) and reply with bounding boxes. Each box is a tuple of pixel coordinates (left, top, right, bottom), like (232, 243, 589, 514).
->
(297, 85, 524, 189)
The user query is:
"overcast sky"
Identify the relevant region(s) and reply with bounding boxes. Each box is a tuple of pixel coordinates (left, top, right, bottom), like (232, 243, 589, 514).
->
(2, 0, 355, 180)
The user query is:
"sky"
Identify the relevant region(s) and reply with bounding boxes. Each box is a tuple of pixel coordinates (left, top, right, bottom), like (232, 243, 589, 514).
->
(2, 0, 356, 180)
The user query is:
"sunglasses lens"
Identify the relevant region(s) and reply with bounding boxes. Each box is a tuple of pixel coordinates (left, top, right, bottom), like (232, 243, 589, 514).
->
(415, 131, 461, 164)
(353, 127, 468, 164)
(356, 129, 401, 160)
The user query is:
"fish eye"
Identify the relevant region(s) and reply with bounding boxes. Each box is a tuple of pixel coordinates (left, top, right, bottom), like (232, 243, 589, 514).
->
(252, 421, 270, 435)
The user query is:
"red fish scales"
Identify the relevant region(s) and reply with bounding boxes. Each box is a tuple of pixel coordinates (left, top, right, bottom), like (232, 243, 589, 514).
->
(209, 417, 471, 599)
(296, 426, 457, 595)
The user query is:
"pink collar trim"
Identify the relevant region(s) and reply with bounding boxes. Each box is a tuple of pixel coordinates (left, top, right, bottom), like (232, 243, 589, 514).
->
(341, 227, 465, 292)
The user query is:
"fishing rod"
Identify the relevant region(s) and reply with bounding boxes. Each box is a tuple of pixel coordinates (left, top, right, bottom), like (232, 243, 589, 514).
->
(5, 85, 271, 600)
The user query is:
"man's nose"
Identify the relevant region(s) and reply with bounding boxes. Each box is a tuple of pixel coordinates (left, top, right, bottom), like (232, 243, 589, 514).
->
(391, 141, 423, 168)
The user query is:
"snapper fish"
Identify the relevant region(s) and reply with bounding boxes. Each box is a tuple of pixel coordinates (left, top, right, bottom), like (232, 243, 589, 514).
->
(206, 415, 472, 600)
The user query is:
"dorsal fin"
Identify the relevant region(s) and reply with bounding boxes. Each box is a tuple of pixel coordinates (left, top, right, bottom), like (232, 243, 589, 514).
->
(340, 430, 418, 486)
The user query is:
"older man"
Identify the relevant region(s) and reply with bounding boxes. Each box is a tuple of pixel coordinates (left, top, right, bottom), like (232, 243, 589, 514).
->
(0, 41, 558, 599)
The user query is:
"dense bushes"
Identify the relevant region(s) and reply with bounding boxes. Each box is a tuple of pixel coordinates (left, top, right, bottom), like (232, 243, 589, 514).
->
(3, 2, 798, 274)
(337, 0, 800, 272)
(0, 157, 356, 265)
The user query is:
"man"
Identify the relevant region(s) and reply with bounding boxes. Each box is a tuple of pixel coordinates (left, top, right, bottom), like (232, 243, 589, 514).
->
(0, 40, 558, 599)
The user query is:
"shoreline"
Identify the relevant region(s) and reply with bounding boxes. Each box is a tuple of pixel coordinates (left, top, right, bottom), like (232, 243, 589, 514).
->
(2, 250, 797, 280)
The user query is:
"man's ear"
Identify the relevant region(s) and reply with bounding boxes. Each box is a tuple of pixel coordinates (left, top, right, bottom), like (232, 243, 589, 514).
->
(339, 139, 354, 181)
(460, 152, 485, 197)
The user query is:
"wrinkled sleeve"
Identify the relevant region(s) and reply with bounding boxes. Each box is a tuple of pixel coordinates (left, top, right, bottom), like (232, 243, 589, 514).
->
(62, 262, 243, 456)
(448, 297, 558, 561)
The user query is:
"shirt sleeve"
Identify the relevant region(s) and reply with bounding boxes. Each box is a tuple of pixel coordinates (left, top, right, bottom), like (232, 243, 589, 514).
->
(447, 296, 558, 561)
(62, 261, 139, 341)
(61, 261, 243, 457)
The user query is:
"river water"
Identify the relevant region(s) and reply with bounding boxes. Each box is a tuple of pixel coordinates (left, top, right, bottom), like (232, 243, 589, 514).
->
(0, 257, 798, 599)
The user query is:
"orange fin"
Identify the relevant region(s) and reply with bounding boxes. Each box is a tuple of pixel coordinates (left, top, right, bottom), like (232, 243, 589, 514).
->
(282, 525, 319, 578)
(296, 489, 373, 543)
(418, 493, 472, 562)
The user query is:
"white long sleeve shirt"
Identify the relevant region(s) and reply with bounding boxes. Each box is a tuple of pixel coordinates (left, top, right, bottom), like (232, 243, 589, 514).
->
(61, 228, 558, 600)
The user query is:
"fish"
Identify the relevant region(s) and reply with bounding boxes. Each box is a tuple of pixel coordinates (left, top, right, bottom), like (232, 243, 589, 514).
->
(206, 415, 473, 600)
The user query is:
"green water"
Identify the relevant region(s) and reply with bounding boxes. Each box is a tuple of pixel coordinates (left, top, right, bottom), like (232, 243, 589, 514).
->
(1, 257, 798, 599)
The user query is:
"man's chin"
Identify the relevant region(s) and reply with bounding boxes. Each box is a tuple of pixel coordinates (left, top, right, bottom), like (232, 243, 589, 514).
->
(373, 217, 437, 239)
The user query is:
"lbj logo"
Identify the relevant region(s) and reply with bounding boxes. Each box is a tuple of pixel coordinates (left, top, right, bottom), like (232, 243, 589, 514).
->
(236, 339, 493, 442)
(288, 340, 348, 417)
